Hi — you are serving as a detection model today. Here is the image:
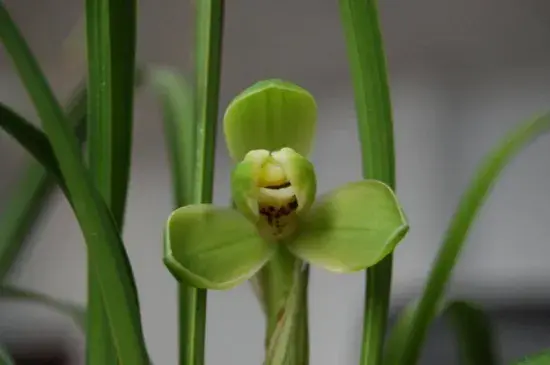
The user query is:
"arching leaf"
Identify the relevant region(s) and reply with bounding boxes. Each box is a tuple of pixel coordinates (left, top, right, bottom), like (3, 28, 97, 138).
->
(515, 351, 550, 364)
(164, 204, 275, 289)
(0, 346, 14, 365)
(287, 180, 408, 272)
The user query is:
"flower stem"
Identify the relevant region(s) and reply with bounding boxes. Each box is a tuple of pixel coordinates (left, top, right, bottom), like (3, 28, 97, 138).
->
(178, 1, 225, 364)
(338, 0, 396, 364)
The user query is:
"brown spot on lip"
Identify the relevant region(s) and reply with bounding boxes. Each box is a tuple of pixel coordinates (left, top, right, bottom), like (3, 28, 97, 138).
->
(289, 199, 298, 210)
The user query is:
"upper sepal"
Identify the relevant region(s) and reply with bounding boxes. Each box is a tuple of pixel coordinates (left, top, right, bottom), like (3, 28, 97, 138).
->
(164, 204, 275, 289)
(286, 180, 409, 272)
(223, 79, 317, 161)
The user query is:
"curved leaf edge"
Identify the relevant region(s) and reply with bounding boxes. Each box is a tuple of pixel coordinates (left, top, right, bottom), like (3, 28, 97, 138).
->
(391, 112, 550, 365)
(514, 350, 550, 365)
(384, 299, 497, 365)
(288, 179, 409, 272)
(0, 285, 86, 331)
(163, 206, 273, 290)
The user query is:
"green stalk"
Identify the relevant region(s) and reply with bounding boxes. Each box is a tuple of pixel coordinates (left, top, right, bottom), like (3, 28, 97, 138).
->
(85, 0, 137, 363)
(0, 5, 148, 364)
(180, 2, 225, 364)
(294, 265, 310, 365)
(153, 0, 224, 363)
(338, 1, 395, 364)
(151, 69, 199, 365)
(264, 262, 309, 365)
(0, 85, 87, 282)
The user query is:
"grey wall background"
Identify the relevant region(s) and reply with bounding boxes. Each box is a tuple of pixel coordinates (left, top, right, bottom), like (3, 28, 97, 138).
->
(1, 0, 550, 364)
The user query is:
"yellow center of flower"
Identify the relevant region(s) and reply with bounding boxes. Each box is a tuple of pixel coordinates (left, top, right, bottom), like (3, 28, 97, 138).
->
(255, 158, 299, 240)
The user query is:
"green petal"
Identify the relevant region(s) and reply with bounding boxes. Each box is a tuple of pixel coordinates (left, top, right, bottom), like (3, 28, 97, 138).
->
(230, 150, 269, 221)
(287, 180, 408, 272)
(223, 79, 317, 161)
(164, 204, 275, 289)
(272, 147, 317, 214)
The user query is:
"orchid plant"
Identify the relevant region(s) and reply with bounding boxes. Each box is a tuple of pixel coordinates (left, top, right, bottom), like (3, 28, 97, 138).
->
(2, 0, 550, 364)
(164, 80, 409, 290)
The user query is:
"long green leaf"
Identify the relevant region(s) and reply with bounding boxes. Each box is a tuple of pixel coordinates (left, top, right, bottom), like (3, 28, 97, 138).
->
(0, 285, 86, 330)
(150, 69, 196, 207)
(0, 164, 54, 279)
(0, 346, 14, 365)
(514, 351, 550, 364)
(392, 113, 550, 365)
(338, 0, 396, 364)
(0, 105, 63, 180)
(85, 0, 137, 362)
(0, 84, 87, 282)
(150, 69, 200, 365)
(179, 1, 225, 364)
(446, 301, 498, 365)
(385, 300, 497, 365)
(0, 5, 149, 364)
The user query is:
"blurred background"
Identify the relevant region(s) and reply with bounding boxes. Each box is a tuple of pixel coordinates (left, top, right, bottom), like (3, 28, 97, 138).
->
(1, 0, 550, 364)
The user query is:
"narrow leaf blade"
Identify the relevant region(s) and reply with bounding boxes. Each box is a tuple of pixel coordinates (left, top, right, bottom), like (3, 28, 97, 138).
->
(0, 105, 63, 180)
(394, 113, 550, 365)
(0, 6, 149, 364)
(0, 285, 86, 330)
(150, 68, 196, 206)
(164, 204, 274, 289)
(0, 346, 14, 365)
(385, 300, 498, 365)
(446, 301, 498, 365)
(150, 67, 201, 365)
(515, 351, 550, 364)
(288, 180, 408, 272)
(338, 0, 397, 362)
(0, 164, 54, 280)
(85, 0, 137, 361)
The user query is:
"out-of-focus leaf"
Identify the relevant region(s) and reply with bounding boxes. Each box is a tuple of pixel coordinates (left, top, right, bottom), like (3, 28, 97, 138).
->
(0, 345, 14, 365)
(150, 68, 196, 207)
(446, 301, 498, 365)
(389, 113, 550, 365)
(0, 83, 86, 281)
(514, 351, 550, 364)
(0, 285, 85, 330)
(385, 300, 497, 365)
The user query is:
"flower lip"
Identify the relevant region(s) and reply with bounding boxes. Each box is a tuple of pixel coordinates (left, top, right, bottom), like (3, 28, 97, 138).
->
(264, 181, 291, 189)
(233, 147, 316, 240)
(251, 151, 301, 240)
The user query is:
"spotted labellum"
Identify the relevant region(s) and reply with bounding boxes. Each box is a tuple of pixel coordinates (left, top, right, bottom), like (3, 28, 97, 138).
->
(164, 79, 409, 289)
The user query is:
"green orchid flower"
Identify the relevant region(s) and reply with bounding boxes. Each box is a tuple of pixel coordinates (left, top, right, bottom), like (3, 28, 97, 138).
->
(164, 79, 409, 290)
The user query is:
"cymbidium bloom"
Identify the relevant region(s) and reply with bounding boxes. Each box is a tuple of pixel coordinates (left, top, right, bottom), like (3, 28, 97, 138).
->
(164, 80, 409, 290)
